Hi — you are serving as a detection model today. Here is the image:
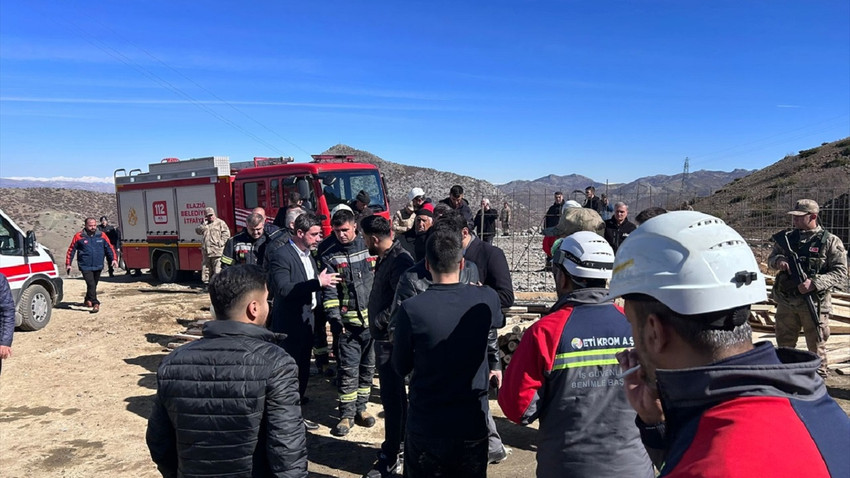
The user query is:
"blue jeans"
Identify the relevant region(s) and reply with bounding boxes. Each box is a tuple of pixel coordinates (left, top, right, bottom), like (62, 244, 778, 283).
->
(404, 432, 487, 478)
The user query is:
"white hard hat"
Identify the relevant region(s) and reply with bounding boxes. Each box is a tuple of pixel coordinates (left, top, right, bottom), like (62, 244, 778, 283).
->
(564, 200, 582, 209)
(330, 203, 353, 216)
(553, 231, 614, 279)
(608, 211, 766, 315)
(408, 187, 425, 201)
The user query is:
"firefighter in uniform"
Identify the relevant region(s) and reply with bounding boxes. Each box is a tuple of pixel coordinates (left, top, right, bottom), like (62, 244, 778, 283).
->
(320, 208, 377, 437)
(221, 213, 271, 269)
(768, 199, 847, 377)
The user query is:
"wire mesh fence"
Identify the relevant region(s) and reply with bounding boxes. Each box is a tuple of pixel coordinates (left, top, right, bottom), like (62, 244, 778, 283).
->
(482, 186, 850, 292)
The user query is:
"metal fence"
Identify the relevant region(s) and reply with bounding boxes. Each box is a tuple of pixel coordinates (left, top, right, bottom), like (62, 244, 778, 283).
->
(482, 186, 850, 292)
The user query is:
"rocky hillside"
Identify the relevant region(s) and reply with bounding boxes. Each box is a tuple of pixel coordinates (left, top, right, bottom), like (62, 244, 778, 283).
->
(0, 188, 117, 258)
(695, 137, 850, 245)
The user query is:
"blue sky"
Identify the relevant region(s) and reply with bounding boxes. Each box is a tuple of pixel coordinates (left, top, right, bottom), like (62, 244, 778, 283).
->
(1, 1, 848, 185)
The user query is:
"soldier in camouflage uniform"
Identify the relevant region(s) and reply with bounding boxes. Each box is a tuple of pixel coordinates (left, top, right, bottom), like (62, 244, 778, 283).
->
(768, 199, 847, 377)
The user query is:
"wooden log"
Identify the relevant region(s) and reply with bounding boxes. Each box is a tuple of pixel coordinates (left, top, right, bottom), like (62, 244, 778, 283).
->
(503, 354, 512, 365)
(173, 333, 201, 341)
(503, 306, 528, 315)
(511, 325, 523, 335)
(167, 342, 185, 349)
(507, 340, 519, 352)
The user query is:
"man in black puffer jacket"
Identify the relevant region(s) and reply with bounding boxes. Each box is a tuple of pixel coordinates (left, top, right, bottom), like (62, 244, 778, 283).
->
(146, 264, 308, 478)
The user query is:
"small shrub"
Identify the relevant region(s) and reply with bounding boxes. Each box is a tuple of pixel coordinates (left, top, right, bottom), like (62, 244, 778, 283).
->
(730, 195, 747, 204)
(824, 157, 850, 168)
(840, 147, 850, 157)
(836, 140, 850, 148)
(799, 147, 819, 158)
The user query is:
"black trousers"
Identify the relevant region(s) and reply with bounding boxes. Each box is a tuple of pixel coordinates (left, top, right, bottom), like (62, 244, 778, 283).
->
(337, 326, 375, 417)
(281, 320, 314, 399)
(405, 432, 488, 478)
(376, 341, 407, 456)
(81, 269, 102, 305)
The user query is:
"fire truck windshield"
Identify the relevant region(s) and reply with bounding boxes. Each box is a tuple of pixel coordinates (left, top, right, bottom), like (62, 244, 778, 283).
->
(319, 170, 385, 212)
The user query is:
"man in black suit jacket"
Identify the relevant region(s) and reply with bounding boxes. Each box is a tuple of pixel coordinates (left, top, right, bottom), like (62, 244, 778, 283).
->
(266, 213, 340, 400)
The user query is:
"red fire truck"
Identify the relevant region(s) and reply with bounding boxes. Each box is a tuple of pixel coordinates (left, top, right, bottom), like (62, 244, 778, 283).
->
(114, 154, 390, 282)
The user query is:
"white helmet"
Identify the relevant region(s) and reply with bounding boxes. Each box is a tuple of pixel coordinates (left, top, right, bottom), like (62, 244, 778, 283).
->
(330, 203, 353, 216)
(408, 187, 425, 202)
(608, 211, 766, 315)
(553, 231, 614, 279)
(564, 199, 582, 209)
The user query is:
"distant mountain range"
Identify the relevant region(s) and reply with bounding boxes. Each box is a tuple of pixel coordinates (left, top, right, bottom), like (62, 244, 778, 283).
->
(0, 177, 115, 193)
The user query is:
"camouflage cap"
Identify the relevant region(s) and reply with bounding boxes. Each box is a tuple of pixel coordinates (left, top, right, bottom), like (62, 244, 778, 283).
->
(543, 207, 604, 238)
(204, 207, 215, 216)
(787, 199, 818, 216)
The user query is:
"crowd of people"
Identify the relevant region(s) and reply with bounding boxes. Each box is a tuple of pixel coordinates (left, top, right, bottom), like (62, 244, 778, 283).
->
(140, 186, 849, 478)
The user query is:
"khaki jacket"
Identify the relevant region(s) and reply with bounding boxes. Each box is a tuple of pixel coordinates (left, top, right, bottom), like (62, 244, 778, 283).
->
(768, 226, 847, 313)
(392, 203, 416, 233)
(195, 218, 230, 257)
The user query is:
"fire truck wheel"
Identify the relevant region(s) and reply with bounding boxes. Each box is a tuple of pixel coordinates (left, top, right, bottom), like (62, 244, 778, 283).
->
(155, 253, 178, 283)
(18, 284, 52, 331)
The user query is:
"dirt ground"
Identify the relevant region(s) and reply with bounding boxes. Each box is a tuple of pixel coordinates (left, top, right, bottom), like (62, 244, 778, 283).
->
(1, 273, 849, 478)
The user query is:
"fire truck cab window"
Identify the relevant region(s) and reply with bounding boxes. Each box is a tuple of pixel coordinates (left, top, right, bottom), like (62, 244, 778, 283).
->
(243, 181, 266, 209)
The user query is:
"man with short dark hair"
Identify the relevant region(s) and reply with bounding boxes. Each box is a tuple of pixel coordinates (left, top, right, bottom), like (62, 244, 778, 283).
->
(603, 202, 636, 253)
(65, 217, 117, 313)
(634, 206, 667, 225)
(146, 264, 308, 477)
(392, 228, 503, 478)
(611, 211, 850, 476)
(440, 184, 474, 231)
(222, 212, 271, 268)
(267, 212, 340, 406)
(542, 192, 565, 271)
(97, 216, 122, 277)
(499, 232, 653, 478)
(320, 209, 377, 437)
(361, 216, 415, 478)
(583, 186, 604, 215)
(768, 199, 847, 377)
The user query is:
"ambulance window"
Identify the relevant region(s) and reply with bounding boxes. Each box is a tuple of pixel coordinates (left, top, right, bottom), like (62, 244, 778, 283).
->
(0, 217, 21, 255)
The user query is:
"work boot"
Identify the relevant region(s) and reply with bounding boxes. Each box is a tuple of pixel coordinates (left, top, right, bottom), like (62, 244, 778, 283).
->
(331, 417, 353, 437)
(363, 451, 402, 478)
(355, 411, 376, 428)
(84, 300, 92, 308)
(91, 303, 100, 313)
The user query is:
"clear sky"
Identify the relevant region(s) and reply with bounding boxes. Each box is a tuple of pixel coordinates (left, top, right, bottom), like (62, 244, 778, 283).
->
(1, 1, 848, 185)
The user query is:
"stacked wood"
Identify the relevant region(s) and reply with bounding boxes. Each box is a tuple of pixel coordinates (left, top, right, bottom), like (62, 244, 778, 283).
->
(497, 325, 528, 369)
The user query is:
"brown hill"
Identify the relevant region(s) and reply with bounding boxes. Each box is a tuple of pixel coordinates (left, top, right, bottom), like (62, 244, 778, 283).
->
(0, 188, 117, 259)
(694, 137, 850, 247)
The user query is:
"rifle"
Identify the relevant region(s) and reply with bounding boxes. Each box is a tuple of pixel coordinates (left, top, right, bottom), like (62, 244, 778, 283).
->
(777, 232, 824, 342)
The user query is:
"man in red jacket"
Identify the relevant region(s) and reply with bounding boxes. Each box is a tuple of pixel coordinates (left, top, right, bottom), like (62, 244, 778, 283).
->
(66, 217, 116, 313)
(499, 231, 653, 478)
(611, 211, 850, 477)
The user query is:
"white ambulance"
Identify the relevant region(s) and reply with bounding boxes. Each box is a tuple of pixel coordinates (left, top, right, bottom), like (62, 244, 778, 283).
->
(0, 208, 64, 330)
